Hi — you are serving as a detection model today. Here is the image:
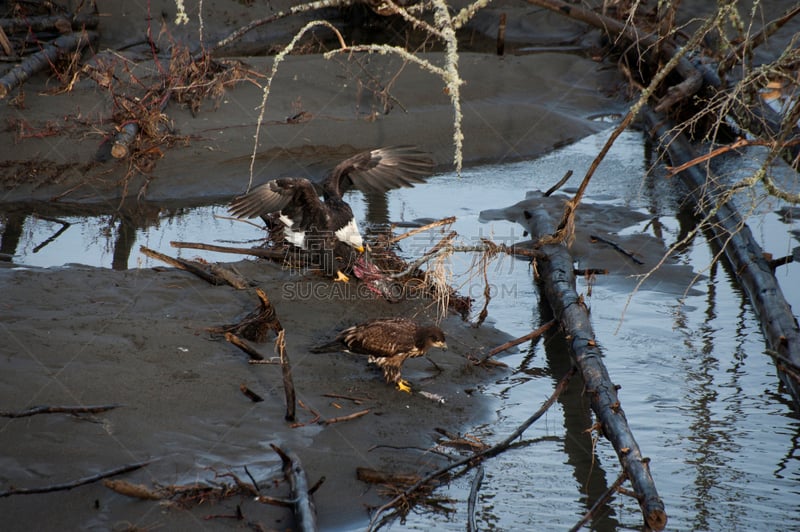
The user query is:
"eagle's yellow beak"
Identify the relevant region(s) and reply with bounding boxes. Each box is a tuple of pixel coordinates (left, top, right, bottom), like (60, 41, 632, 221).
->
(355, 245, 365, 253)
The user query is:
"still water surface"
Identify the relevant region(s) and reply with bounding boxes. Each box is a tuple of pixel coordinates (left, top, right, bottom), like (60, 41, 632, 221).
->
(3, 130, 799, 530)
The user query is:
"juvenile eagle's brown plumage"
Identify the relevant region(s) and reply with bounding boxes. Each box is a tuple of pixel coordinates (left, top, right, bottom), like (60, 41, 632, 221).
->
(310, 317, 447, 392)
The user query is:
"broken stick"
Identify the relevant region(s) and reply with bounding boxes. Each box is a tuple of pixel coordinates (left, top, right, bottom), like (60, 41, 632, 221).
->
(320, 408, 370, 426)
(269, 444, 318, 532)
(225, 332, 265, 361)
(276, 330, 296, 422)
(0, 460, 151, 497)
(0, 404, 121, 418)
(478, 320, 556, 363)
(389, 216, 456, 244)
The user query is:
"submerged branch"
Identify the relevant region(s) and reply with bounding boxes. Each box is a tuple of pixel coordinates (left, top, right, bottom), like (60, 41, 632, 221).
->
(477, 320, 556, 363)
(368, 366, 576, 530)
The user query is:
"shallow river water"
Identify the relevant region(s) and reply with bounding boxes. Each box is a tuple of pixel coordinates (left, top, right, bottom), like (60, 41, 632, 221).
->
(4, 129, 800, 531)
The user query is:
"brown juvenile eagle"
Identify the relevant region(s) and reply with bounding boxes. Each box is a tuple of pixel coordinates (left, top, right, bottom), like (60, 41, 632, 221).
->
(228, 146, 434, 282)
(310, 317, 447, 393)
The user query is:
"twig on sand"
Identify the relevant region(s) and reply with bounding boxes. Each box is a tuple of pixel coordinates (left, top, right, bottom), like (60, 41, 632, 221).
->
(322, 393, 370, 405)
(0, 460, 152, 497)
(0, 404, 122, 418)
(320, 408, 370, 426)
(239, 383, 264, 403)
(225, 332, 266, 360)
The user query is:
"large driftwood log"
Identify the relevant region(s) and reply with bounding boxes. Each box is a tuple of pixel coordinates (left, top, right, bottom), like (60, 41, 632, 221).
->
(643, 108, 800, 406)
(512, 200, 667, 530)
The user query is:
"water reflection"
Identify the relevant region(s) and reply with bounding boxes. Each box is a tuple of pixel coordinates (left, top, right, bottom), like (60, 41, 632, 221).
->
(0, 201, 164, 269)
(541, 298, 621, 531)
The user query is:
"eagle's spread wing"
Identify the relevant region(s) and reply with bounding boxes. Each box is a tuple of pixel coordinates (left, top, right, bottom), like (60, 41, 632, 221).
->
(228, 178, 321, 223)
(340, 317, 418, 359)
(326, 146, 434, 197)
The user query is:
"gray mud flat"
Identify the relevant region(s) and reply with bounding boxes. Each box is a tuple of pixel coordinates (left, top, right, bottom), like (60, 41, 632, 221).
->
(0, 258, 512, 530)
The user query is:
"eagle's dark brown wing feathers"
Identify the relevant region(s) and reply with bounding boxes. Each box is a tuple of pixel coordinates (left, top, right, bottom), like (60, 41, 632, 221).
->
(329, 146, 434, 196)
(230, 147, 433, 217)
(229, 178, 321, 222)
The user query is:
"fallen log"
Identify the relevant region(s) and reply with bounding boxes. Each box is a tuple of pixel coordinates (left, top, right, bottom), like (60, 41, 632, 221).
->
(0, 13, 99, 35)
(643, 108, 800, 407)
(0, 30, 97, 98)
(487, 196, 667, 530)
(269, 444, 318, 532)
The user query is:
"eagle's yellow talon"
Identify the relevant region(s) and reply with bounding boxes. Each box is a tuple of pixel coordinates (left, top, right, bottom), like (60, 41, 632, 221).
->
(334, 271, 350, 283)
(396, 380, 412, 393)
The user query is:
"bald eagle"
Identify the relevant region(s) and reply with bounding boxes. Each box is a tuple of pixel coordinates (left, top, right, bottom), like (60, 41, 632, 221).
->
(229, 146, 434, 282)
(311, 317, 447, 392)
